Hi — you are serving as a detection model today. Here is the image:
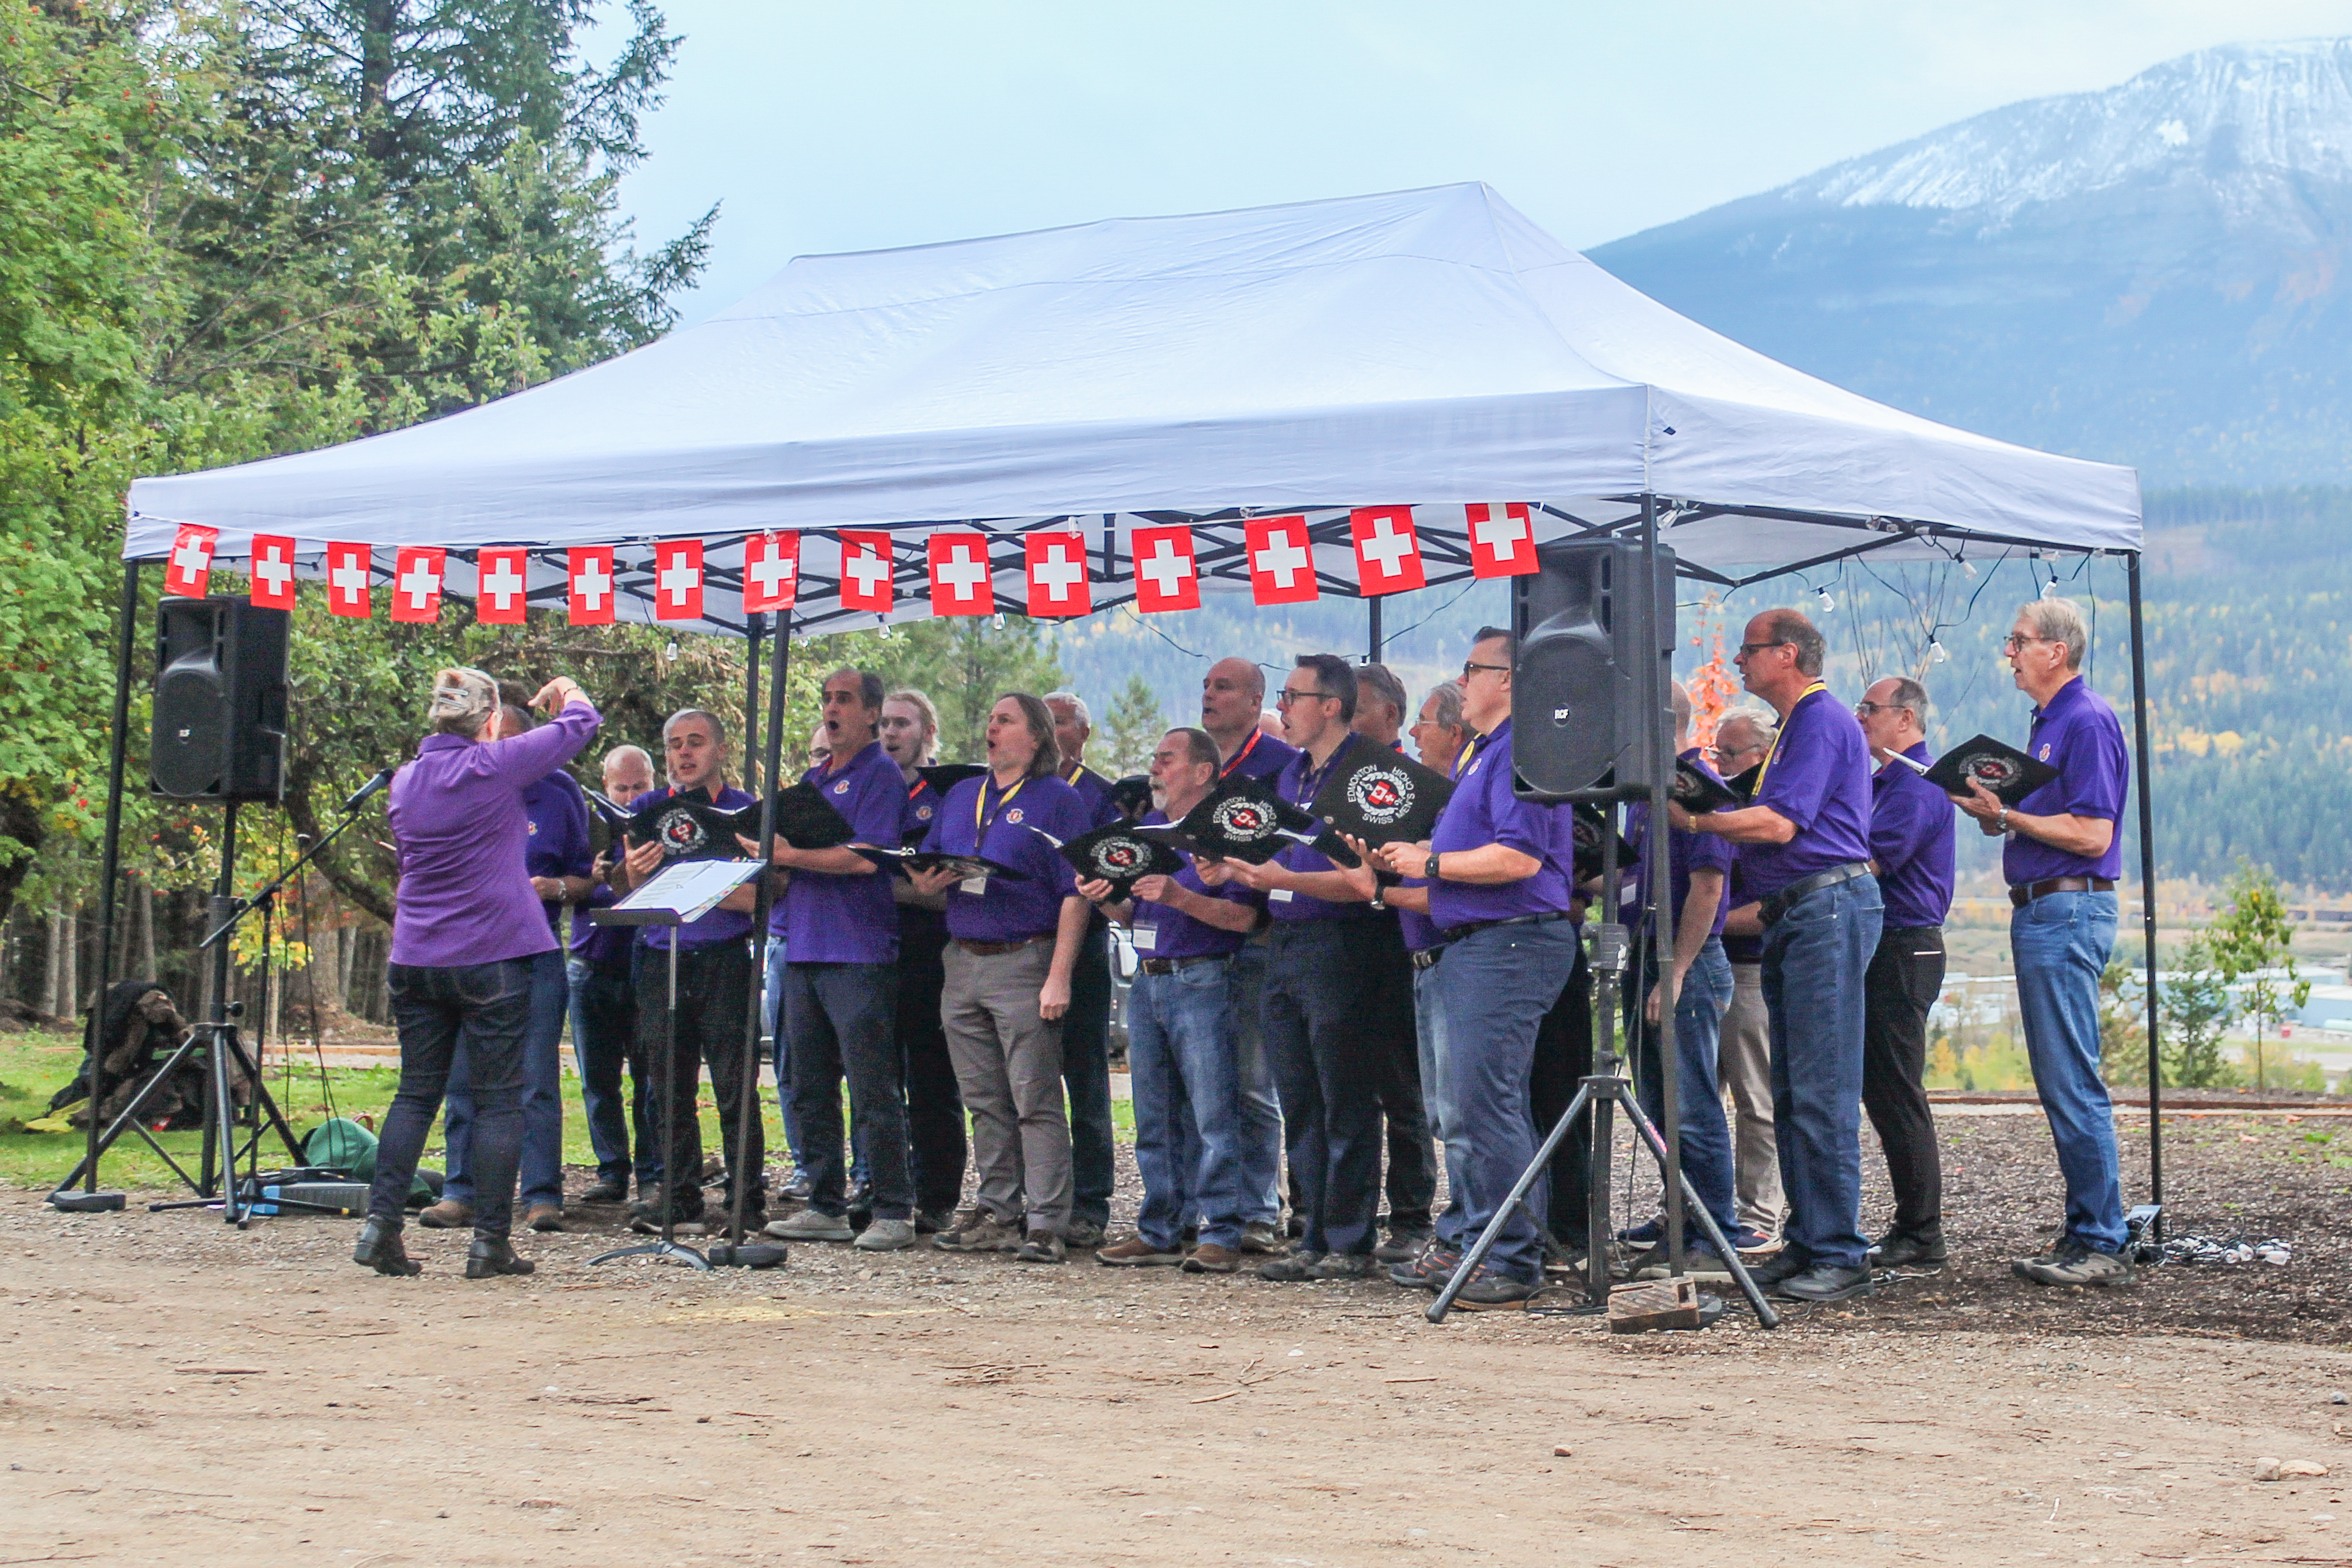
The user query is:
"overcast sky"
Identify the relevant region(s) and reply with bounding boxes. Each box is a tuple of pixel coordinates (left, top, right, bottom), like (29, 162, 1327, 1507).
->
(613, 1, 2352, 320)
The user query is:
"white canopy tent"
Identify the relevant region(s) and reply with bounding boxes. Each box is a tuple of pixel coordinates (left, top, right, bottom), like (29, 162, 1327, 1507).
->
(123, 182, 2139, 636)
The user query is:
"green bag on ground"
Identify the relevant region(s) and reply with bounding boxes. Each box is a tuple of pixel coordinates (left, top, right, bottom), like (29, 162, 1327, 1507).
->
(302, 1117, 435, 1203)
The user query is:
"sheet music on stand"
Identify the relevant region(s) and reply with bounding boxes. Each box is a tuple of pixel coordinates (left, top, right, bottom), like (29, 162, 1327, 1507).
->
(589, 859, 763, 927)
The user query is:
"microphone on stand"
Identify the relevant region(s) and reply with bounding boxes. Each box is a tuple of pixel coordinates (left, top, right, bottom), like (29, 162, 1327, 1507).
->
(342, 768, 396, 813)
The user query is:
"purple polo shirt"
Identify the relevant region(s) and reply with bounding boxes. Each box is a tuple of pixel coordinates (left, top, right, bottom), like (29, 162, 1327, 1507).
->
(1733, 686, 1874, 901)
(782, 740, 909, 965)
(1427, 719, 1577, 930)
(1395, 740, 1470, 953)
(1218, 727, 1297, 784)
(571, 881, 632, 969)
(1721, 860, 1762, 964)
(2004, 675, 2129, 884)
(521, 770, 593, 937)
(923, 772, 1087, 943)
(634, 783, 756, 951)
(1126, 809, 1265, 959)
(1873, 741, 1958, 929)
(387, 700, 600, 968)
(1064, 762, 1121, 829)
(1267, 731, 1373, 924)
(1626, 748, 1736, 937)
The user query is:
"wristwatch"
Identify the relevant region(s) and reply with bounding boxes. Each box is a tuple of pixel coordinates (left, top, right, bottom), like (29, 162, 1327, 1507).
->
(1424, 852, 1441, 880)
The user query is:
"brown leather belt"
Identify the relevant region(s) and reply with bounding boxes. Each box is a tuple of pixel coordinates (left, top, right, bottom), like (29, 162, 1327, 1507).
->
(955, 935, 1051, 956)
(1138, 955, 1227, 976)
(2008, 876, 2115, 908)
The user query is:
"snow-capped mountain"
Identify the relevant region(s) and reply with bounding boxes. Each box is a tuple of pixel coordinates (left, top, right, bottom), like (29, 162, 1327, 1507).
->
(1590, 39, 2352, 486)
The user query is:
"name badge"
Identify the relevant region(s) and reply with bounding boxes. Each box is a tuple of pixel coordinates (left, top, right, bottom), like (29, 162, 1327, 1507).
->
(1269, 888, 1294, 902)
(1131, 922, 1159, 951)
(959, 875, 989, 896)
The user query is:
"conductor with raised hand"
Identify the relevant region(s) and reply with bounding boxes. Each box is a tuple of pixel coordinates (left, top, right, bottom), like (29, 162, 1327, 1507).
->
(355, 669, 599, 1280)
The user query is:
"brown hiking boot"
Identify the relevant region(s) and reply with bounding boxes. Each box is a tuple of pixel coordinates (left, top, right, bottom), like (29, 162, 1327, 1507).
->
(1182, 1243, 1241, 1274)
(934, 1208, 1021, 1253)
(524, 1204, 564, 1233)
(1096, 1237, 1183, 1266)
(416, 1199, 472, 1230)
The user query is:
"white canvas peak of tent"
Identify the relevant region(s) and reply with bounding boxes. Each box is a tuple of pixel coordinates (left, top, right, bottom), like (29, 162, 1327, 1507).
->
(123, 182, 2139, 634)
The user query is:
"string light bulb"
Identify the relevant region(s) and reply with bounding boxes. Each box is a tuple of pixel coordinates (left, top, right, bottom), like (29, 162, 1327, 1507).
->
(1961, 560, 1978, 579)
(664, 640, 679, 660)
(2040, 577, 2058, 600)
(1815, 587, 1835, 615)
(1928, 639, 1948, 664)
(992, 612, 1006, 630)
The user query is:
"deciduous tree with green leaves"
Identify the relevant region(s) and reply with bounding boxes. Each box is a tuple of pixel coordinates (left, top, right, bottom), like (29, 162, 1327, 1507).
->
(2204, 859, 2310, 1091)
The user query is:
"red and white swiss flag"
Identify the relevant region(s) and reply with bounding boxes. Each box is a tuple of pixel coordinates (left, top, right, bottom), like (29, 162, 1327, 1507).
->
(475, 548, 530, 624)
(838, 531, 893, 614)
(1130, 525, 1200, 613)
(1245, 515, 1318, 606)
(165, 524, 218, 598)
(927, 531, 993, 616)
(249, 534, 297, 610)
(1350, 506, 1425, 595)
(1467, 502, 1537, 577)
(568, 545, 616, 626)
(390, 546, 445, 623)
(742, 532, 799, 614)
(1024, 531, 1091, 618)
(653, 539, 704, 622)
(325, 542, 372, 618)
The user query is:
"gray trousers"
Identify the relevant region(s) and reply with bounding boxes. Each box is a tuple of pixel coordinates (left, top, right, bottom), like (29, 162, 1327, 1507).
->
(941, 940, 1072, 1233)
(1722, 961, 1787, 1239)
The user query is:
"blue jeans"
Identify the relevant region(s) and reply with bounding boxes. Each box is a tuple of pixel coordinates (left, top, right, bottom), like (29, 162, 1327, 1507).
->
(1263, 920, 1391, 1256)
(567, 957, 636, 1184)
(2012, 889, 2126, 1252)
(369, 959, 532, 1238)
(762, 936, 807, 1175)
(1228, 936, 1283, 1226)
(1632, 936, 1739, 1242)
(1414, 960, 1470, 1247)
(442, 947, 567, 1211)
(1128, 957, 1246, 1251)
(1439, 918, 1581, 1283)
(785, 961, 913, 1221)
(1760, 874, 1883, 1271)
(1061, 921, 1117, 1229)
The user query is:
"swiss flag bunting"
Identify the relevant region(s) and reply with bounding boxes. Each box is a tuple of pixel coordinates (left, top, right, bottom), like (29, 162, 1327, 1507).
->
(1024, 532, 1091, 617)
(927, 532, 993, 616)
(1130, 525, 1200, 613)
(1350, 506, 1425, 595)
(390, 546, 446, 623)
(475, 548, 530, 624)
(839, 531, 894, 614)
(249, 534, 297, 610)
(1244, 515, 1318, 606)
(165, 524, 218, 598)
(1467, 502, 1537, 577)
(742, 532, 799, 613)
(568, 546, 616, 626)
(653, 539, 704, 622)
(325, 542, 372, 618)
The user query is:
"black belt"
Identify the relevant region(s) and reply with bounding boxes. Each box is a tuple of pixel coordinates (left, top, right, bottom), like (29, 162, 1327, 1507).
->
(1758, 861, 1871, 927)
(2009, 875, 2114, 908)
(1138, 954, 1227, 976)
(1439, 911, 1571, 944)
(1409, 948, 1446, 970)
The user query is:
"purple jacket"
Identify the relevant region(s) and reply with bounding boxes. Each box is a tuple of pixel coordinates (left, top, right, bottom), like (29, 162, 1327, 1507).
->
(388, 700, 600, 968)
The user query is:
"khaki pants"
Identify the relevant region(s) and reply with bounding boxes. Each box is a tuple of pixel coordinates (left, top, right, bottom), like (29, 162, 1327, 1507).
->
(1721, 961, 1786, 1240)
(941, 940, 1071, 1233)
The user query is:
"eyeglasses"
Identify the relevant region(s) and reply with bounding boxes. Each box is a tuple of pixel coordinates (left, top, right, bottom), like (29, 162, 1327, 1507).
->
(1459, 660, 1510, 680)
(2002, 633, 2056, 652)
(1853, 701, 1909, 718)
(1736, 640, 1790, 657)
(1274, 687, 1333, 707)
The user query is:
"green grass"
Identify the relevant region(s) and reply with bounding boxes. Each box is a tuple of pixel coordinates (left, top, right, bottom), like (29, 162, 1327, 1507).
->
(1, 1028, 1135, 1191)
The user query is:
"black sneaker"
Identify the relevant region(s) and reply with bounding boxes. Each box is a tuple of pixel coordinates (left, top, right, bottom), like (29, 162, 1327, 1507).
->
(1389, 1242, 1461, 1289)
(1769, 1261, 1874, 1302)
(1745, 1246, 1813, 1287)
(780, 1171, 814, 1202)
(1258, 1251, 1326, 1282)
(1374, 1225, 1434, 1264)
(914, 1208, 955, 1236)
(1062, 1217, 1107, 1249)
(1872, 1229, 1948, 1270)
(578, 1178, 628, 1205)
(1452, 1268, 1544, 1310)
(1308, 1252, 1376, 1280)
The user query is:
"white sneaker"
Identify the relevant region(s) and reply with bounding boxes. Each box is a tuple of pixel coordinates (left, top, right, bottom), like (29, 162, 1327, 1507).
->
(853, 1217, 916, 1252)
(767, 1209, 855, 1242)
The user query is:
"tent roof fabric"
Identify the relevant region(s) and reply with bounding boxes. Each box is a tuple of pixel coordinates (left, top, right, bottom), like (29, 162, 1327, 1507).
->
(124, 183, 2140, 633)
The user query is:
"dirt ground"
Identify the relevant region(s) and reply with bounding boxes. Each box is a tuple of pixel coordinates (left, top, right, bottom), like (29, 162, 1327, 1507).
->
(7, 1111, 2352, 1568)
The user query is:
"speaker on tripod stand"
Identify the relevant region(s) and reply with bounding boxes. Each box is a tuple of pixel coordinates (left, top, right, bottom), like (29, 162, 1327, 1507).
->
(152, 596, 289, 803)
(1509, 536, 1675, 803)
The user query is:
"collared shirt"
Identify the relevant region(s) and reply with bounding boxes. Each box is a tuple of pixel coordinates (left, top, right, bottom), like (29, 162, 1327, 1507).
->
(633, 782, 758, 951)
(569, 788, 635, 969)
(1734, 686, 1874, 901)
(1126, 809, 1265, 959)
(2005, 674, 2129, 884)
(521, 770, 593, 938)
(780, 740, 908, 965)
(1267, 730, 1371, 924)
(1063, 760, 1122, 830)
(1626, 747, 1736, 937)
(1218, 727, 1298, 783)
(1427, 719, 1577, 930)
(1395, 743, 1466, 954)
(387, 700, 600, 968)
(898, 773, 950, 952)
(923, 771, 1087, 943)
(1720, 858, 1762, 964)
(1872, 740, 1958, 929)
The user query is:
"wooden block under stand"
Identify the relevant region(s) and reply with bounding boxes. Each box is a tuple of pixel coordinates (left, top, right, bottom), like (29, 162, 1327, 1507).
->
(1607, 1275, 1702, 1333)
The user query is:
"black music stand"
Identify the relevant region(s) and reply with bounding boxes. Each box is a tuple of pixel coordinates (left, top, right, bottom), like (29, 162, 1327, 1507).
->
(585, 859, 762, 1272)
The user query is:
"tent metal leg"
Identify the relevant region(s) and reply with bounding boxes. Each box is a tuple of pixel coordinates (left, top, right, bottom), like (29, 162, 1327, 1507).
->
(1367, 597, 1382, 662)
(72, 559, 142, 1198)
(728, 611, 794, 1245)
(1641, 493, 1685, 1276)
(2125, 553, 2163, 1224)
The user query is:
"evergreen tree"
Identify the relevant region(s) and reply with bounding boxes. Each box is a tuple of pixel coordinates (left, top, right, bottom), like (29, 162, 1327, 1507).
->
(1094, 673, 1166, 778)
(869, 618, 1067, 765)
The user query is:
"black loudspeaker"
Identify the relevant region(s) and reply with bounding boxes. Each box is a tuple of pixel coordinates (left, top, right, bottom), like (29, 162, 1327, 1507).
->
(1510, 538, 1676, 801)
(152, 596, 289, 801)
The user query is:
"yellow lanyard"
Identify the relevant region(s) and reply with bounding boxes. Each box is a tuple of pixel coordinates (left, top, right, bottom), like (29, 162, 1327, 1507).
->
(1753, 684, 1826, 791)
(1063, 760, 1085, 785)
(1454, 735, 1477, 777)
(975, 774, 1028, 839)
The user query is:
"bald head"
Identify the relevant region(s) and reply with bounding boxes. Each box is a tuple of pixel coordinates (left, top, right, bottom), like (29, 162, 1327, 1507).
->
(1202, 657, 1268, 753)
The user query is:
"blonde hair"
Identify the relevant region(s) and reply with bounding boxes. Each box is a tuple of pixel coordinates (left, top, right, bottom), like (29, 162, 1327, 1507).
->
(428, 667, 499, 736)
(886, 689, 942, 764)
